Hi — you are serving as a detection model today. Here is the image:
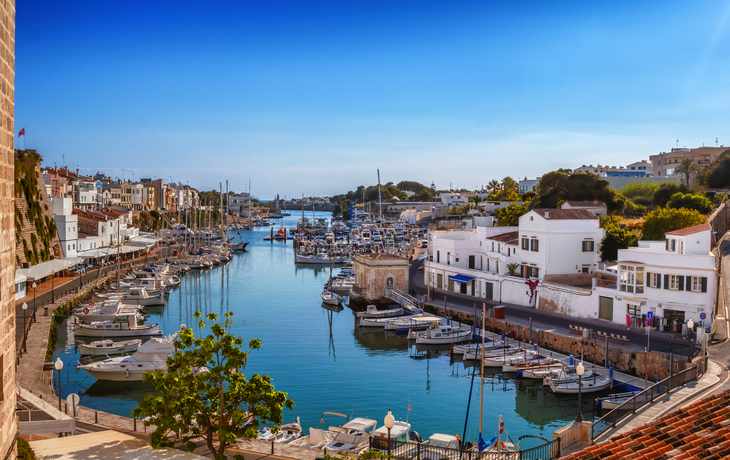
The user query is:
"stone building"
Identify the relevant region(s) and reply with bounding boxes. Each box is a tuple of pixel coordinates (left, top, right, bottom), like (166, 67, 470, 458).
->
(352, 253, 410, 302)
(0, 1, 16, 457)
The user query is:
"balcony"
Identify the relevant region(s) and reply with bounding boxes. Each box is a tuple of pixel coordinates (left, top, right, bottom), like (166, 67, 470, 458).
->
(592, 278, 617, 289)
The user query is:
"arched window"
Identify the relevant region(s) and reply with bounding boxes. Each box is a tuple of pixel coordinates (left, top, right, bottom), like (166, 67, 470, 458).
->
(387, 277, 394, 290)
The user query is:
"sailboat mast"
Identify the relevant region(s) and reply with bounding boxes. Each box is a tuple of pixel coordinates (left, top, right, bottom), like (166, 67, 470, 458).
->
(479, 303, 485, 434)
(226, 180, 230, 246)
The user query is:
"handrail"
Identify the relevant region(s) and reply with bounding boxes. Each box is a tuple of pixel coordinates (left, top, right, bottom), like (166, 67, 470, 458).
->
(591, 365, 699, 443)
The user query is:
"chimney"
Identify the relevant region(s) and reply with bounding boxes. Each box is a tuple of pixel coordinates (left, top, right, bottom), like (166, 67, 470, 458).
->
(545, 210, 549, 219)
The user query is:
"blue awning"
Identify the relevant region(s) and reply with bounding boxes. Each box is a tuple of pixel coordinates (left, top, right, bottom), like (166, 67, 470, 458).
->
(450, 274, 475, 283)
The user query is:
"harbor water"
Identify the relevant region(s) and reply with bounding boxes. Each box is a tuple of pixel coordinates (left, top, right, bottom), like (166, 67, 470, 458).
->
(53, 212, 594, 448)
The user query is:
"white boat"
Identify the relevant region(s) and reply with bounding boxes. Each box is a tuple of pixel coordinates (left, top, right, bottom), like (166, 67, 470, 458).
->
(369, 419, 411, 453)
(356, 305, 403, 318)
(519, 363, 567, 379)
(289, 427, 337, 449)
(321, 417, 377, 455)
(296, 253, 348, 264)
(543, 367, 596, 385)
(74, 300, 145, 324)
(108, 287, 165, 306)
(257, 417, 302, 443)
(596, 391, 651, 409)
(75, 314, 162, 338)
(321, 290, 343, 306)
(550, 375, 613, 394)
(79, 332, 178, 381)
(77, 338, 141, 356)
(412, 433, 461, 460)
(384, 315, 444, 331)
(414, 325, 473, 345)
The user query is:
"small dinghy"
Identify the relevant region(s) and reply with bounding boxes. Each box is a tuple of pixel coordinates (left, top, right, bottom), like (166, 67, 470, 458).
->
(77, 339, 141, 356)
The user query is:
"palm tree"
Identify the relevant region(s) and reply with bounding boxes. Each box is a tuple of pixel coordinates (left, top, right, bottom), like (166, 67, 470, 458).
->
(673, 158, 701, 186)
(502, 177, 518, 192)
(488, 179, 501, 194)
(506, 262, 520, 276)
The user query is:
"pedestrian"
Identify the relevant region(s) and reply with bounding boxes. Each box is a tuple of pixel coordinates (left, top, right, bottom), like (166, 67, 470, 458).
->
(672, 320, 677, 333)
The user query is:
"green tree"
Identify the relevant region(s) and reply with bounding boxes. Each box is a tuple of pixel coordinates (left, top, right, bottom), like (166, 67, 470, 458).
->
(133, 312, 294, 460)
(619, 181, 660, 200)
(666, 192, 713, 214)
(696, 149, 730, 188)
(487, 179, 501, 193)
(600, 223, 638, 262)
(623, 199, 648, 217)
(640, 207, 706, 241)
(494, 203, 529, 226)
(531, 171, 626, 214)
(506, 262, 520, 276)
(652, 182, 689, 208)
(672, 158, 701, 186)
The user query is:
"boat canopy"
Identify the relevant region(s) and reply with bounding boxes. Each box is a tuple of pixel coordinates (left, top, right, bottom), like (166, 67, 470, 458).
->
(341, 417, 377, 432)
(429, 433, 459, 446)
(373, 420, 410, 438)
(450, 274, 475, 283)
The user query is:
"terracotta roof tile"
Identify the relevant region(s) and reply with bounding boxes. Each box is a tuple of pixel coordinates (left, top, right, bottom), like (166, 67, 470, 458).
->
(564, 389, 730, 460)
(531, 208, 598, 220)
(664, 222, 711, 236)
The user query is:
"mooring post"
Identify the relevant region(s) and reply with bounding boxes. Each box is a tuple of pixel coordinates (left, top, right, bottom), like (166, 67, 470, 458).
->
(529, 317, 533, 343)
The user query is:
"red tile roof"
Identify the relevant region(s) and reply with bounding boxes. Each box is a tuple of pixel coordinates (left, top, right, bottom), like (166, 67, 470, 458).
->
(564, 201, 606, 207)
(532, 209, 597, 220)
(664, 222, 711, 236)
(489, 231, 519, 245)
(564, 389, 730, 460)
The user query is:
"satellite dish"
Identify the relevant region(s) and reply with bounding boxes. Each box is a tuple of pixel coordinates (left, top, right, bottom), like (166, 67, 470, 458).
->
(66, 393, 80, 417)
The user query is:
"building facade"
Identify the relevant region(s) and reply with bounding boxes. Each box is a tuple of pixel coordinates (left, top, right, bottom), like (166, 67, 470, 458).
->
(0, 1, 16, 456)
(649, 146, 728, 184)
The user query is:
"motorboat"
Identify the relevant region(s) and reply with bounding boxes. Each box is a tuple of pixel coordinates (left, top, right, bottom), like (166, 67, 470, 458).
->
(78, 332, 178, 381)
(321, 290, 344, 306)
(518, 362, 567, 379)
(257, 417, 302, 443)
(543, 367, 596, 386)
(321, 417, 377, 455)
(74, 300, 145, 324)
(411, 433, 461, 460)
(369, 419, 411, 453)
(413, 325, 473, 345)
(77, 338, 141, 356)
(75, 314, 162, 338)
(384, 315, 445, 331)
(356, 305, 403, 318)
(296, 253, 348, 264)
(290, 412, 348, 449)
(103, 287, 165, 307)
(550, 375, 613, 394)
(595, 391, 652, 410)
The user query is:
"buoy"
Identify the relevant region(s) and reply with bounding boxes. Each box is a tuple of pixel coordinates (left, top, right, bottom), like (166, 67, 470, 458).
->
(83, 308, 90, 314)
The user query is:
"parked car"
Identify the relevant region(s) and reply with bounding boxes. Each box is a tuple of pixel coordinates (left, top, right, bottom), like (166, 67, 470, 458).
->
(421, 240, 428, 248)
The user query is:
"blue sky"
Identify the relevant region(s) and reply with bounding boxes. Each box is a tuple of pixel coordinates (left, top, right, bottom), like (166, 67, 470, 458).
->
(16, 1, 730, 197)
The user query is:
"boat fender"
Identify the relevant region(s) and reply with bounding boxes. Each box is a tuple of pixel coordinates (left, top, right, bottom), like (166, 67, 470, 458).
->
(83, 308, 90, 314)
(126, 368, 130, 379)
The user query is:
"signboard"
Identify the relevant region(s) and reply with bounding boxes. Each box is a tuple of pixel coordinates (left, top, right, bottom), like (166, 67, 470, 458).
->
(647, 311, 654, 319)
(646, 319, 653, 327)
(66, 393, 80, 417)
(700, 312, 707, 320)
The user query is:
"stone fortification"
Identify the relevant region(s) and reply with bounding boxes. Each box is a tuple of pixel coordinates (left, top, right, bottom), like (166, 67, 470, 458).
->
(14, 149, 62, 265)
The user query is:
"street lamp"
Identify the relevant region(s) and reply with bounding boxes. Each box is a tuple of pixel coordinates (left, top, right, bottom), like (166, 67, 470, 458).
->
(384, 409, 395, 458)
(687, 319, 694, 363)
(31, 282, 37, 321)
(21, 302, 27, 353)
(576, 361, 585, 422)
(54, 357, 64, 411)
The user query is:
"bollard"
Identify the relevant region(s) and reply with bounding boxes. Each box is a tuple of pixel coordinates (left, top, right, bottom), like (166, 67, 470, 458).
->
(95, 411, 98, 423)
(569, 353, 574, 367)
(134, 417, 137, 431)
(65, 403, 68, 415)
(271, 439, 275, 455)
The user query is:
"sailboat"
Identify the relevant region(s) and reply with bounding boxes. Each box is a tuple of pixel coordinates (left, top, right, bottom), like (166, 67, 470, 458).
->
(321, 246, 343, 306)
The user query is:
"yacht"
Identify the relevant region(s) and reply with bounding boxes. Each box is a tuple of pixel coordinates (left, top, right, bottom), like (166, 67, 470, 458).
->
(77, 338, 141, 356)
(321, 417, 377, 456)
(75, 314, 162, 338)
(356, 305, 403, 318)
(79, 332, 179, 381)
(412, 325, 473, 345)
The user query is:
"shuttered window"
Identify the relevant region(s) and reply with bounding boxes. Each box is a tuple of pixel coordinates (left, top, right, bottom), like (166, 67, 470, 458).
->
(582, 241, 595, 252)
(530, 239, 539, 252)
(521, 238, 529, 250)
(690, 276, 709, 293)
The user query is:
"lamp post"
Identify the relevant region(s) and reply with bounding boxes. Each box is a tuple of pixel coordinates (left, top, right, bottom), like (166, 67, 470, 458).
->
(687, 319, 694, 363)
(384, 409, 395, 458)
(32, 282, 37, 322)
(54, 357, 64, 411)
(21, 302, 27, 353)
(51, 270, 55, 303)
(576, 361, 585, 422)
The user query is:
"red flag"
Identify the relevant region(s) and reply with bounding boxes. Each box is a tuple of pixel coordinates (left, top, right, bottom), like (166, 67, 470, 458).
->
(18, 128, 24, 136)
(408, 403, 411, 411)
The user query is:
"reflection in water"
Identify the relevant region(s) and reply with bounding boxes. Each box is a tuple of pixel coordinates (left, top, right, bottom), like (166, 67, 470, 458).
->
(321, 303, 343, 360)
(84, 380, 155, 401)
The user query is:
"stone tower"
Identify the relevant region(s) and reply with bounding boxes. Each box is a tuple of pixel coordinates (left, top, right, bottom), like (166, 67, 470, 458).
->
(0, 0, 16, 458)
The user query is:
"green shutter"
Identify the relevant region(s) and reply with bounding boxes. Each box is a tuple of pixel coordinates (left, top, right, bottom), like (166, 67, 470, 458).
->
(664, 274, 669, 290)
(701, 277, 707, 293)
(678, 275, 684, 291)
(646, 272, 651, 287)
(657, 274, 661, 289)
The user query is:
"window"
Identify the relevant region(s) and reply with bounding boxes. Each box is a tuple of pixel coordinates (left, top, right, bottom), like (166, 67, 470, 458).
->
(647, 272, 661, 288)
(619, 265, 644, 293)
(689, 276, 708, 293)
(437, 251, 440, 263)
(582, 241, 595, 252)
(492, 242, 495, 251)
(530, 239, 539, 252)
(582, 266, 589, 274)
(447, 252, 450, 265)
(666, 239, 677, 252)
(469, 255, 475, 269)
(627, 304, 641, 319)
(521, 238, 529, 250)
(666, 275, 683, 290)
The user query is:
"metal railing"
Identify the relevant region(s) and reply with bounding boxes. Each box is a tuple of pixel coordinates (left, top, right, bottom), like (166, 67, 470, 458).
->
(591, 365, 699, 443)
(386, 287, 422, 310)
(368, 437, 560, 459)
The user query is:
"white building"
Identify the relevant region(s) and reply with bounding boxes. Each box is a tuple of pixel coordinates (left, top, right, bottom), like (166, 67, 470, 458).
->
(230, 192, 253, 216)
(131, 183, 145, 210)
(51, 197, 79, 258)
(439, 193, 469, 207)
(593, 223, 715, 330)
(560, 201, 608, 218)
(626, 160, 652, 176)
(518, 178, 540, 194)
(426, 208, 603, 306)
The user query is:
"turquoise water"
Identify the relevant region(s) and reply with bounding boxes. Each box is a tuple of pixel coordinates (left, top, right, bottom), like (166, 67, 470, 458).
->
(53, 212, 593, 448)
